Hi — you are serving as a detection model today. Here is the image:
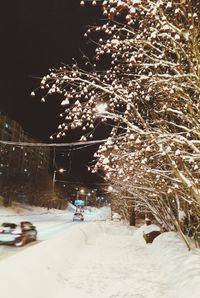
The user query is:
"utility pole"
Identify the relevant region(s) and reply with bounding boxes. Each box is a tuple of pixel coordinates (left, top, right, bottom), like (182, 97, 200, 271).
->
(52, 168, 66, 193)
(52, 170, 56, 192)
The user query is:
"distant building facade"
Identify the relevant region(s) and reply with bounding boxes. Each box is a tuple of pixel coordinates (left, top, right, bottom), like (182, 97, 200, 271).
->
(0, 112, 50, 181)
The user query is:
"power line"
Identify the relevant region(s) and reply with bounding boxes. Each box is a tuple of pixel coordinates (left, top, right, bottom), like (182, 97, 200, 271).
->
(0, 138, 108, 147)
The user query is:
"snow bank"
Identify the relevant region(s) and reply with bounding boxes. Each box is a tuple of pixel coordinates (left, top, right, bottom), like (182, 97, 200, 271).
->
(132, 224, 200, 297)
(66, 202, 76, 212)
(132, 223, 161, 244)
(0, 222, 104, 298)
(84, 206, 111, 221)
(0, 201, 68, 217)
(111, 212, 121, 221)
(150, 232, 200, 298)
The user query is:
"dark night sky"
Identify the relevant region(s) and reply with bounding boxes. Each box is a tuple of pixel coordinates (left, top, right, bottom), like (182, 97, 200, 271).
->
(0, 0, 104, 184)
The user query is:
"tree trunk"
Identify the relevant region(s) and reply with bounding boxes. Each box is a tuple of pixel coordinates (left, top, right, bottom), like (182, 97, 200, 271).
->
(129, 207, 136, 226)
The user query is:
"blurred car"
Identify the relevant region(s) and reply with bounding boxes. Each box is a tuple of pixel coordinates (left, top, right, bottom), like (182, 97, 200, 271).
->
(0, 221, 37, 247)
(73, 212, 84, 221)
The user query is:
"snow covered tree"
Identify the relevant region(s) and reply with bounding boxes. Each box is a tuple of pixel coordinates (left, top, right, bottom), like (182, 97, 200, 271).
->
(35, 0, 200, 248)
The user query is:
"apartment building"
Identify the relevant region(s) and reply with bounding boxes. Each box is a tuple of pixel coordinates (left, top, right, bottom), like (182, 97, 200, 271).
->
(0, 112, 49, 180)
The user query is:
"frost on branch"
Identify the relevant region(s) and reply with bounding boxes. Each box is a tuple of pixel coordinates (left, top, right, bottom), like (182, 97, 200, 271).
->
(35, 0, 200, 246)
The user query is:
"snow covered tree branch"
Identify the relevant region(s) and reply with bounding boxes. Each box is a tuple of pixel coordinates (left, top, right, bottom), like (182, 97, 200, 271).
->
(34, 0, 200, 247)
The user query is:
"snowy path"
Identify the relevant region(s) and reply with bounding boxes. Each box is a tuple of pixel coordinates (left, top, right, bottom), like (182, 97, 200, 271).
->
(57, 223, 170, 298)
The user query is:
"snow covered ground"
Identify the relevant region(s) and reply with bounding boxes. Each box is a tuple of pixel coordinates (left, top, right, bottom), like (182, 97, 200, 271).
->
(0, 204, 200, 298)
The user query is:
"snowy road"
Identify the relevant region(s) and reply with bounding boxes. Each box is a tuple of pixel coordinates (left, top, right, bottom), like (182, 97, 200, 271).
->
(0, 204, 107, 261)
(0, 211, 81, 260)
(0, 221, 77, 260)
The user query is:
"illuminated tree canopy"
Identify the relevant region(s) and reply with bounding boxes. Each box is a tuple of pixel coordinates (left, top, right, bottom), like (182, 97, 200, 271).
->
(34, 0, 200, 248)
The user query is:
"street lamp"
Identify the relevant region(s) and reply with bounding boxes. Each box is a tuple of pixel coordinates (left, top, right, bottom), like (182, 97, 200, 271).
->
(95, 102, 108, 114)
(52, 168, 66, 192)
(80, 189, 85, 195)
(86, 192, 91, 208)
(107, 186, 113, 192)
(76, 188, 85, 199)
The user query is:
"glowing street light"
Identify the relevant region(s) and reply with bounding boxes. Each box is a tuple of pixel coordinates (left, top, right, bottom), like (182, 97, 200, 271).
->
(80, 189, 85, 194)
(95, 103, 108, 114)
(107, 186, 113, 192)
